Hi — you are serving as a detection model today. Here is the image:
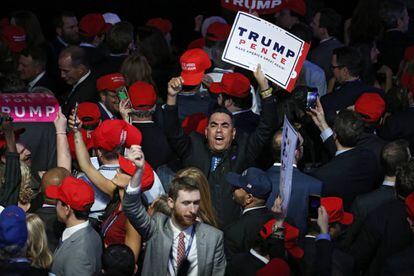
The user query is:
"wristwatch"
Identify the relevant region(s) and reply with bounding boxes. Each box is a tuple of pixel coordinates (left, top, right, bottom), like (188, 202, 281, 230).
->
(260, 87, 273, 98)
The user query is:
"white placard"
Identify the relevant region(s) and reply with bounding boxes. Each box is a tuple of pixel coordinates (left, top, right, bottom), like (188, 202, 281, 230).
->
(279, 116, 298, 217)
(222, 11, 310, 92)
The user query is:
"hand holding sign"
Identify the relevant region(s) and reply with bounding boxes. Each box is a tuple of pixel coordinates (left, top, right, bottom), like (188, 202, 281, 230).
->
(253, 64, 269, 90)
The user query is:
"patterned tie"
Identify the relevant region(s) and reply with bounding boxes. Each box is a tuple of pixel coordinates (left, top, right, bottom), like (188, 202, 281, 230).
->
(176, 232, 186, 268)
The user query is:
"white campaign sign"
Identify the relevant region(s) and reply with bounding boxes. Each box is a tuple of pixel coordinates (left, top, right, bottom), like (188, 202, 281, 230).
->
(222, 11, 310, 92)
(279, 116, 298, 217)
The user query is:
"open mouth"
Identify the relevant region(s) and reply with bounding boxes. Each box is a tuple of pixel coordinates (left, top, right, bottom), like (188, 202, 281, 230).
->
(215, 136, 224, 143)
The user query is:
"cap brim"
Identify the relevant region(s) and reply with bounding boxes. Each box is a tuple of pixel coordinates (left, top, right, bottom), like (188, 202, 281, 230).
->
(209, 82, 225, 94)
(118, 154, 137, 176)
(340, 211, 354, 225)
(45, 185, 62, 201)
(180, 71, 204, 86)
(287, 246, 304, 259)
(225, 172, 245, 189)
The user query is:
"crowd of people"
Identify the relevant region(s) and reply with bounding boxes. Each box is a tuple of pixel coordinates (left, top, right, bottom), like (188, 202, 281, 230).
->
(0, 0, 414, 275)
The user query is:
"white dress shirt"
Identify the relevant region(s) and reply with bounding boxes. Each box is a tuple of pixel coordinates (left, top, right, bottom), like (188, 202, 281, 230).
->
(61, 220, 89, 242)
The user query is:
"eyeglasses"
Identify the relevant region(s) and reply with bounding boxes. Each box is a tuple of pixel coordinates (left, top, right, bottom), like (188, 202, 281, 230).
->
(330, 64, 345, 70)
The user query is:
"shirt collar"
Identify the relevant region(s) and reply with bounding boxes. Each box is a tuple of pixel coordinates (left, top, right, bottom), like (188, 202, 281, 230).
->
(212, 67, 233, 74)
(57, 36, 68, 47)
(80, 42, 96, 48)
(249, 249, 269, 264)
(62, 220, 89, 242)
(73, 70, 91, 90)
(169, 219, 194, 240)
(243, 205, 267, 215)
(335, 148, 352, 156)
(273, 162, 297, 168)
(28, 71, 46, 90)
(382, 180, 395, 187)
(232, 109, 251, 115)
(98, 102, 114, 119)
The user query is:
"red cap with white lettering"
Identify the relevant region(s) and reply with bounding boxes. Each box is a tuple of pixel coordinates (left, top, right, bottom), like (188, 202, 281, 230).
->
(180, 49, 211, 86)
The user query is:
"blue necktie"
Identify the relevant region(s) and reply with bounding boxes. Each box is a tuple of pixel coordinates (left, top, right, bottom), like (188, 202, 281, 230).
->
(211, 156, 221, 171)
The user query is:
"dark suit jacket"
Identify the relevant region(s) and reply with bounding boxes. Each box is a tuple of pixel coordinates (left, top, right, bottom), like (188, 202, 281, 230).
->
(225, 251, 266, 276)
(311, 147, 378, 210)
(350, 199, 413, 275)
(378, 108, 414, 153)
(61, 72, 98, 117)
(30, 72, 59, 95)
(224, 207, 274, 258)
(310, 37, 343, 81)
(35, 206, 65, 252)
(233, 110, 260, 134)
(266, 166, 322, 236)
(383, 243, 414, 276)
(94, 54, 127, 77)
(80, 45, 107, 67)
(320, 81, 384, 123)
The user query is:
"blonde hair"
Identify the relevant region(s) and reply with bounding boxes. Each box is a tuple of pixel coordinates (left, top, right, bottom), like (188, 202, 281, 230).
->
(18, 163, 34, 205)
(175, 167, 219, 228)
(26, 213, 53, 269)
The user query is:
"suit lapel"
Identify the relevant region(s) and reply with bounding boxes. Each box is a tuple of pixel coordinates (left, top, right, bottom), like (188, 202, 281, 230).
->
(162, 219, 174, 271)
(195, 222, 207, 275)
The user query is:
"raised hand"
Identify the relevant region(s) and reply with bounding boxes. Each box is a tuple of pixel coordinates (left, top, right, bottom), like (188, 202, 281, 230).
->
(306, 98, 329, 132)
(54, 107, 67, 134)
(253, 64, 269, 91)
(127, 145, 145, 169)
(317, 206, 329, 234)
(167, 77, 184, 98)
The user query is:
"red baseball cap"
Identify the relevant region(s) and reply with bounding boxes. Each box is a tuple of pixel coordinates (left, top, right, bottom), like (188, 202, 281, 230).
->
(260, 219, 304, 259)
(321, 197, 353, 225)
(118, 154, 155, 192)
(404, 46, 414, 61)
(128, 81, 157, 110)
(354, 93, 385, 123)
(275, 0, 307, 17)
(96, 73, 125, 92)
(180, 48, 211, 86)
(0, 128, 25, 149)
(0, 24, 27, 53)
(77, 102, 101, 126)
(181, 113, 208, 135)
(256, 258, 290, 276)
(187, 38, 205, 50)
(209, 73, 251, 98)
(92, 119, 142, 151)
(205, 22, 231, 42)
(67, 129, 94, 159)
(405, 192, 414, 220)
(45, 176, 94, 211)
(79, 13, 111, 37)
(146, 18, 172, 35)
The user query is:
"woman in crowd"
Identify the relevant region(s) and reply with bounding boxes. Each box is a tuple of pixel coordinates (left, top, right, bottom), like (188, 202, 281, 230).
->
(26, 213, 53, 270)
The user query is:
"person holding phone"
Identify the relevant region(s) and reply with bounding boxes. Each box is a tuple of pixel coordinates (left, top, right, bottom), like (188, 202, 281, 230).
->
(96, 73, 126, 120)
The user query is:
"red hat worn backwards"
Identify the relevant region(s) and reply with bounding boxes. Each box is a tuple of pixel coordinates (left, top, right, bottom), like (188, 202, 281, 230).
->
(92, 119, 142, 152)
(77, 102, 101, 126)
(321, 197, 353, 225)
(205, 22, 231, 42)
(45, 176, 94, 211)
(180, 48, 211, 86)
(181, 113, 208, 135)
(79, 13, 111, 37)
(260, 219, 304, 259)
(187, 38, 205, 50)
(209, 73, 251, 98)
(405, 192, 414, 220)
(128, 81, 157, 110)
(118, 154, 155, 192)
(0, 24, 26, 53)
(256, 258, 290, 276)
(146, 18, 172, 35)
(96, 73, 125, 92)
(354, 93, 385, 123)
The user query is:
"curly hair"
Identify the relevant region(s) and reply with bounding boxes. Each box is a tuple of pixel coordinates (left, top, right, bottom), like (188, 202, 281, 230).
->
(26, 213, 53, 269)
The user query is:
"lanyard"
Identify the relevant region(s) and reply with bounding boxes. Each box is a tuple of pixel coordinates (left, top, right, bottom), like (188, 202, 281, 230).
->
(169, 226, 196, 273)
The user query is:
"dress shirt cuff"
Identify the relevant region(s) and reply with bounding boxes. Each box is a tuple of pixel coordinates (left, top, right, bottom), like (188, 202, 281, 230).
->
(320, 128, 333, 142)
(316, 233, 331, 241)
(126, 183, 141, 194)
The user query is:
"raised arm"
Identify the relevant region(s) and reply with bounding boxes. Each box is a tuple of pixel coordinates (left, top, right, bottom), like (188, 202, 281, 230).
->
(54, 108, 71, 172)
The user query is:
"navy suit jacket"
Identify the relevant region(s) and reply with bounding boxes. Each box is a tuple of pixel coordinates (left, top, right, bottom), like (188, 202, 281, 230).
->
(266, 165, 322, 236)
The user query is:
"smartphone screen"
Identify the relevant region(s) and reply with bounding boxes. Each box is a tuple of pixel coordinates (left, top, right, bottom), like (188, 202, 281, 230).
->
(116, 86, 129, 101)
(308, 194, 321, 220)
(306, 89, 319, 110)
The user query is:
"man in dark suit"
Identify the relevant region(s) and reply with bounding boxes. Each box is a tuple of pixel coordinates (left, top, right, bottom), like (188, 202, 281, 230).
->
(122, 146, 226, 276)
(17, 47, 58, 94)
(310, 110, 378, 210)
(349, 160, 414, 275)
(320, 47, 385, 122)
(224, 167, 274, 258)
(58, 46, 98, 117)
(266, 129, 322, 236)
(347, 139, 410, 245)
(209, 72, 260, 134)
(35, 167, 69, 252)
(46, 176, 102, 276)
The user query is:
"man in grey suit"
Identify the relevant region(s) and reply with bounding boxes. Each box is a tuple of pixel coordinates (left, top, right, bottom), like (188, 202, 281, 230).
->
(46, 176, 102, 276)
(122, 146, 226, 276)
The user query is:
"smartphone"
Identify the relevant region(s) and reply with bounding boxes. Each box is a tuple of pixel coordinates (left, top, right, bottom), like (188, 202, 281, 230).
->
(306, 89, 319, 110)
(73, 102, 79, 127)
(116, 86, 132, 108)
(308, 194, 321, 220)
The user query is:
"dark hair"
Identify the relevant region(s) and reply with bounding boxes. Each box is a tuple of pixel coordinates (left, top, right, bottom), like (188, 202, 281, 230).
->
(352, 42, 377, 85)
(381, 139, 410, 177)
(210, 40, 233, 69)
(221, 92, 253, 110)
(135, 26, 172, 68)
(349, 0, 383, 44)
(53, 11, 77, 29)
(208, 107, 235, 126)
(106, 22, 134, 54)
(151, 194, 172, 216)
(20, 47, 47, 68)
(11, 10, 45, 47)
(395, 159, 414, 197)
(333, 110, 364, 147)
(168, 177, 199, 201)
(60, 46, 89, 68)
(318, 8, 342, 37)
(98, 146, 123, 161)
(379, 0, 407, 30)
(102, 244, 135, 276)
(61, 202, 91, 220)
(290, 22, 313, 43)
(333, 46, 363, 77)
(385, 86, 409, 114)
